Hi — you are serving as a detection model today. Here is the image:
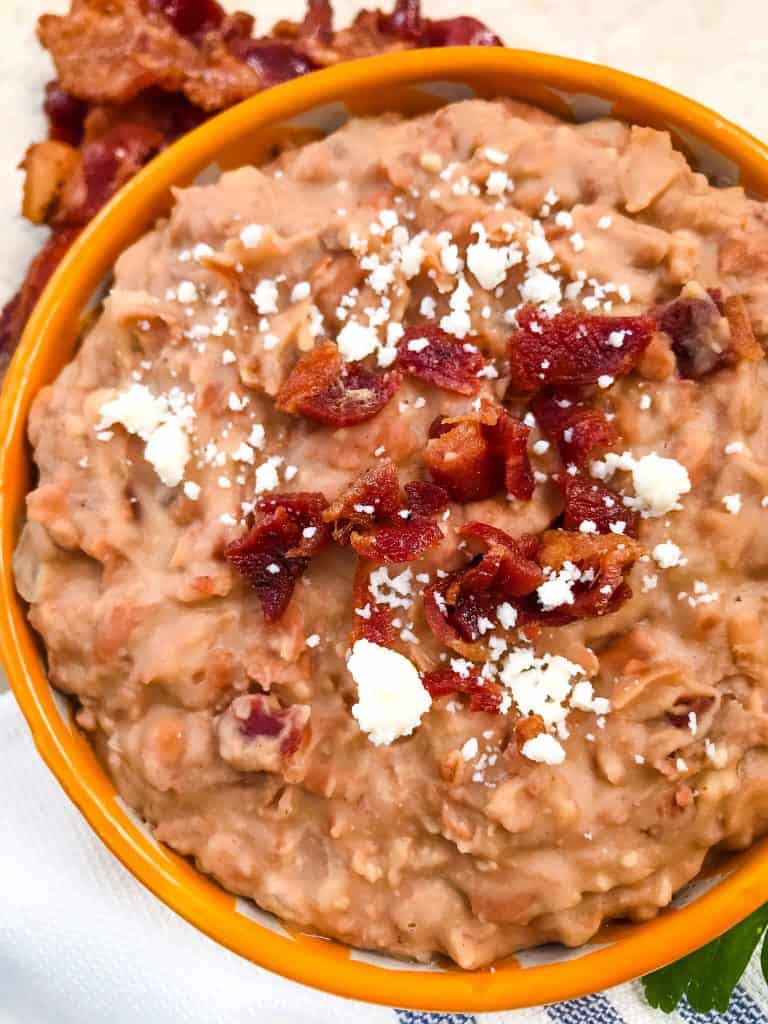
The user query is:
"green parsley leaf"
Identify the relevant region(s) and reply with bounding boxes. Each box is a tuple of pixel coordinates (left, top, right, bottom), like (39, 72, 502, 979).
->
(643, 903, 768, 1013)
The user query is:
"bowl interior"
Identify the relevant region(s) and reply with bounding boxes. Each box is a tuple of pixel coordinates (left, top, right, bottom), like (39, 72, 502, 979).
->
(2, 48, 768, 1012)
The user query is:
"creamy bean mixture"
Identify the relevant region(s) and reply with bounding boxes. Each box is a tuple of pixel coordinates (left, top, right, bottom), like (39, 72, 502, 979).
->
(14, 99, 768, 968)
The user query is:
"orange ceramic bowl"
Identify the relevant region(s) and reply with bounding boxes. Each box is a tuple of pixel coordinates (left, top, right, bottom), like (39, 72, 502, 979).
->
(2, 48, 768, 1012)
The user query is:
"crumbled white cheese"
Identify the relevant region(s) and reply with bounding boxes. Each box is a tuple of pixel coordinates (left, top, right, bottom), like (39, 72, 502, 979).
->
(722, 493, 742, 515)
(239, 224, 263, 247)
(348, 639, 431, 746)
(486, 170, 510, 195)
(498, 647, 585, 731)
(461, 737, 479, 761)
(254, 457, 281, 493)
(597, 215, 613, 230)
(337, 320, 379, 362)
(291, 281, 311, 302)
(144, 416, 190, 487)
(221, 348, 237, 365)
(652, 541, 686, 569)
(183, 480, 201, 501)
(251, 279, 279, 315)
(484, 147, 508, 165)
(440, 276, 473, 338)
(97, 384, 167, 441)
(521, 733, 565, 765)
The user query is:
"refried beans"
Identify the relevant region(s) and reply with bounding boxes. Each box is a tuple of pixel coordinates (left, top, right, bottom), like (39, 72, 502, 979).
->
(14, 98, 768, 968)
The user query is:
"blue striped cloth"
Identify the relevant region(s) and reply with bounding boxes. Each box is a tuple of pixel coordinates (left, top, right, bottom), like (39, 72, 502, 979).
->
(393, 971, 768, 1023)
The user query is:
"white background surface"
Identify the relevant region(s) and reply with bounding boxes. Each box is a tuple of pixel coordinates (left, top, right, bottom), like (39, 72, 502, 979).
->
(2, 0, 768, 309)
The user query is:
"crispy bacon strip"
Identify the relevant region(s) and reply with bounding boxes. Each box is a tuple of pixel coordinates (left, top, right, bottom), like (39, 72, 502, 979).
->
(350, 559, 395, 646)
(531, 391, 618, 468)
(561, 475, 640, 538)
(276, 343, 401, 427)
(224, 492, 329, 620)
(403, 479, 449, 516)
(397, 324, 484, 395)
(323, 459, 401, 541)
(507, 307, 656, 395)
(535, 529, 643, 625)
(423, 523, 543, 658)
(350, 517, 443, 564)
(324, 458, 445, 562)
(422, 667, 503, 713)
(424, 403, 533, 503)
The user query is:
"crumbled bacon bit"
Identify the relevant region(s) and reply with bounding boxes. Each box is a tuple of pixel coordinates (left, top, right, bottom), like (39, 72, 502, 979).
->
(424, 403, 533, 503)
(397, 324, 484, 395)
(350, 559, 394, 646)
(422, 667, 503, 713)
(535, 529, 643, 624)
(656, 288, 729, 378)
(217, 692, 310, 775)
(532, 392, 618, 467)
(423, 523, 543, 656)
(514, 713, 546, 745)
(507, 307, 656, 395)
(403, 479, 449, 516)
(225, 492, 329, 620)
(350, 516, 443, 563)
(276, 342, 401, 426)
(561, 474, 640, 538)
(665, 695, 715, 729)
(323, 459, 401, 541)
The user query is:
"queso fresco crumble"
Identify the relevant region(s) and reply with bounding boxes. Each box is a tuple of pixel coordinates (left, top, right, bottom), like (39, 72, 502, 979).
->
(14, 98, 768, 968)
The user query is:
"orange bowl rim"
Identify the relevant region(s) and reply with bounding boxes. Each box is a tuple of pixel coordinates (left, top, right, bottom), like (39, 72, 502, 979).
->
(2, 46, 768, 1012)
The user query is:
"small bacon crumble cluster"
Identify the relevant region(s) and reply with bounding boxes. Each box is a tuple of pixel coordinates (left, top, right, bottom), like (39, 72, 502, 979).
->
(0, 0, 502, 368)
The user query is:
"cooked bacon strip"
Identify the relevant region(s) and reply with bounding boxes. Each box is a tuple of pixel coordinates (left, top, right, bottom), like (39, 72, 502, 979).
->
(656, 287, 729, 378)
(507, 307, 656, 395)
(44, 81, 87, 145)
(423, 523, 543, 657)
(531, 392, 618, 468)
(424, 403, 533, 503)
(403, 480, 449, 516)
(350, 517, 443, 563)
(276, 342, 401, 427)
(561, 475, 640, 538)
(323, 459, 401, 541)
(422, 667, 503, 713)
(225, 492, 329, 620)
(383, 0, 502, 45)
(397, 324, 484, 395)
(148, 0, 226, 38)
(535, 529, 643, 625)
(0, 228, 81, 372)
(350, 559, 395, 646)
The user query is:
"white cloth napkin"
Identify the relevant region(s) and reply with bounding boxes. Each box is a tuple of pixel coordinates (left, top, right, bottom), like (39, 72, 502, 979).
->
(3, 691, 768, 1024)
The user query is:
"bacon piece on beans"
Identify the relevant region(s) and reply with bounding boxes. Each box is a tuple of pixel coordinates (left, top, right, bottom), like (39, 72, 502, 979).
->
(535, 530, 643, 625)
(397, 324, 484, 395)
(276, 342, 401, 427)
(423, 524, 543, 656)
(225, 492, 329, 620)
(532, 392, 618, 468)
(227, 38, 316, 86)
(349, 560, 395, 647)
(561, 475, 640, 538)
(424, 403, 533, 502)
(507, 307, 656, 395)
(351, 517, 443, 564)
(323, 459, 401, 542)
(422, 668, 503, 714)
(403, 480, 449, 517)
(656, 288, 730, 378)
(216, 693, 310, 777)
